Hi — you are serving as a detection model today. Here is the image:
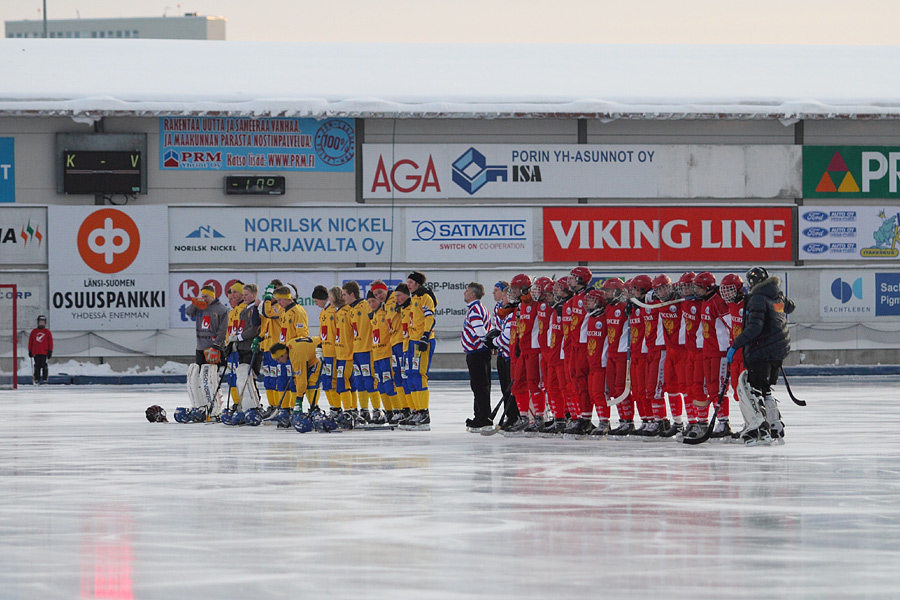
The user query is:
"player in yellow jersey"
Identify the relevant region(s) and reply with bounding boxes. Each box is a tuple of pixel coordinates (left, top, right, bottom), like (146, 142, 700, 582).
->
(393, 283, 413, 421)
(315, 285, 341, 416)
(377, 281, 411, 424)
(369, 281, 398, 425)
(257, 279, 284, 416)
(333, 285, 355, 426)
(221, 281, 247, 410)
(401, 271, 436, 431)
(343, 280, 380, 424)
(267, 285, 310, 423)
(269, 338, 321, 429)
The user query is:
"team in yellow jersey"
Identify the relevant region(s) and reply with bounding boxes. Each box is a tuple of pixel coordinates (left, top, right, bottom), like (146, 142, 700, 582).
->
(186, 273, 435, 432)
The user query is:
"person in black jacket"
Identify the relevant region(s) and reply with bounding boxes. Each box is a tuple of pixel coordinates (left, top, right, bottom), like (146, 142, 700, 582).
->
(727, 267, 795, 445)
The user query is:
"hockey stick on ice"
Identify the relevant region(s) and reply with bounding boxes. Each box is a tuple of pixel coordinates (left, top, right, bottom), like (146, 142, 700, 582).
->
(481, 377, 516, 436)
(683, 367, 732, 446)
(780, 366, 806, 407)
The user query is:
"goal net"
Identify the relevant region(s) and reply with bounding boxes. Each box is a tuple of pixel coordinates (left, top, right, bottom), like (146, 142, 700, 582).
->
(0, 284, 18, 389)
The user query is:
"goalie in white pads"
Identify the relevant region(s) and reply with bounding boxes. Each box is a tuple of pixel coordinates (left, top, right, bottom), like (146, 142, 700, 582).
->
(727, 267, 795, 445)
(178, 284, 229, 423)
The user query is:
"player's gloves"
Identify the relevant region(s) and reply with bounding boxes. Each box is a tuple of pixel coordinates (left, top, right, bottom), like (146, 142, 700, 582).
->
(46, 351, 52, 359)
(204, 345, 222, 364)
(28, 352, 33, 358)
(483, 329, 500, 350)
(250, 337, 260, 354)
(191, 297, 209, 310)
(726, 347, 736, 364)
(416, 334, 430, 352)
(514, 342, 521, 358)
(263, 284, 275, 302)
(315, 346, 324, 361)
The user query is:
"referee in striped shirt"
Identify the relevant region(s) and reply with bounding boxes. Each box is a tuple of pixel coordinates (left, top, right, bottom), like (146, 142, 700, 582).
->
(462, 282, 493, 430)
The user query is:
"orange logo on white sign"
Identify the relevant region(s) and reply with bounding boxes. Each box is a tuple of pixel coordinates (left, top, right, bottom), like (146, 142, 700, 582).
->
(77, 209, 140, 274)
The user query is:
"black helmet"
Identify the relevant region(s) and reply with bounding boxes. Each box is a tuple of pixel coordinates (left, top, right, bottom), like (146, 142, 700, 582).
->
(145, 405, 168, 423)
(745, 267, 769, 288)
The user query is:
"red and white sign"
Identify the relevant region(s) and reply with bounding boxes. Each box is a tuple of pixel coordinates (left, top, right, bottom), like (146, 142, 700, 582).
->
(49, 206, 169, 330)
(543, 206, 793, 262)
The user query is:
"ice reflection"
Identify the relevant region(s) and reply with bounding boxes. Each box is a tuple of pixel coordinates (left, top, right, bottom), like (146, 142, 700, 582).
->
(1, 379, 899, 599)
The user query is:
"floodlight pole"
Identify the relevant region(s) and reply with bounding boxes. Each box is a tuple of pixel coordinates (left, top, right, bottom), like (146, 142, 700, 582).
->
(43, 0, 48, 38)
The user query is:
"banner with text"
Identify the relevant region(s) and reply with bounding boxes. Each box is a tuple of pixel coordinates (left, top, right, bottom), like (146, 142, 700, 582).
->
(406, 207, 533, 263)
(799, 205, 900, 260)
(543, 206, 794, 263)
(160, 117, 355, 172)
(49, 206, 168, 330)
(168, 207, 395, 264)
(363, 144, 800, 199)
(804, 146, 900, 199)
(0, 206, 47, 265)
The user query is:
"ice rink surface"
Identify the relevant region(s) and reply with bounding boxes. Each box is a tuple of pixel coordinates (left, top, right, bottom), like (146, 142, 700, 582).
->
(2, 377, 899, 600)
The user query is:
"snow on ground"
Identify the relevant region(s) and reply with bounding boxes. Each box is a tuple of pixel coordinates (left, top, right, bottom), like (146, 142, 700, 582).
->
(13, 358, 188, 377)
(1, 377, 899, 599)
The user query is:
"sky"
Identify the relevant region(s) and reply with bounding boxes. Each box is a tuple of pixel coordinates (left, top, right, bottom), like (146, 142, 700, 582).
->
(2, 0, 899, 44)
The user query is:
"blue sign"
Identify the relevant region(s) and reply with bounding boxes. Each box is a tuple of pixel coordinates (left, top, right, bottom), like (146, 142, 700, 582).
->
(875, 273, 900, 316)
(0, 138, 14, 203)
(159, 117, 354, 172)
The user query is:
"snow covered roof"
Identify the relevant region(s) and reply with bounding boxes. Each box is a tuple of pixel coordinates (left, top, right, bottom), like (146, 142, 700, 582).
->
(4, 40, 900, 121)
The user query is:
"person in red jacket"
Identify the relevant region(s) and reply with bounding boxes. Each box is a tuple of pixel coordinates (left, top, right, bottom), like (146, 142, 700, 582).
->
(28, 315, 53, 385)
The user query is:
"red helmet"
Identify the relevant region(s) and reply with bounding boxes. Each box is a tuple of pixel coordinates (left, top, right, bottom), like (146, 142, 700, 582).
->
(510, 273, 532, 290)
(720, 273, 744, 303)
(678, 271, 696, 286)
(533, 276, 552, 293)
(601, 278, 625, 300)
(630, 274, 653, 294)
(553, 278, 571, 298)
(693, 271, 716, 291)
(569, 266, 593, 286)
(675, 271, 696, 297)
(652, 274, 672, 289)
(585, 288, 605, 305)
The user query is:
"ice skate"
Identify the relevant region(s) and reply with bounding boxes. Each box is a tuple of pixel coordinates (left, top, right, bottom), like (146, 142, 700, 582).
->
(501, 414, 530, 436)
(608, 420, 634, 437)
(710, 419, 732, 440)
(589, 421, 610, 438)
(404, 409, 430, 431)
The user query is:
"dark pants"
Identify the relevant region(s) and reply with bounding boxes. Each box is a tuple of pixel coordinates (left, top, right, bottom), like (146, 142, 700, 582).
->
(33, 355, 48, 383)
(466, 350, 492, 422)
(238, 348, 262, 375)
(747, 360, 782, 396)
(496, 355, 519, 424)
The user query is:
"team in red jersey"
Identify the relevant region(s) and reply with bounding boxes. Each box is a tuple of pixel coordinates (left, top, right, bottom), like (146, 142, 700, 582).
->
(490, 267, 752, 443)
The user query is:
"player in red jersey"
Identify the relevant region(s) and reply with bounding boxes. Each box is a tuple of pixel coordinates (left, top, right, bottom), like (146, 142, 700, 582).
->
(642, 274, 669, 436)
(563, 266, 594, 435)
(694, 271, 733, 439)
(505, 274, 545, 433)
(651, 274, 686, 437)
(628, 275, 654, 435)
(720, 273, 746, 426)
(529, 276, 555, 434)
(603, 278, 634, 436)
(584, 288, 610, 436)
(678, 272, 705, 440)
(541, 278, 572, 435)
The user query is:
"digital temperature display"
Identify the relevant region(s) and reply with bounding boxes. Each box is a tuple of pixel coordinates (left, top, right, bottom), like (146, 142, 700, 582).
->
(224, 176, 286, 195)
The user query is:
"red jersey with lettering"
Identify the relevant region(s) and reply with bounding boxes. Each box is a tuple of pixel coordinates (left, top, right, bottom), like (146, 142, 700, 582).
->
(660, 302, 684, 349)
(681, 299, 702, 352)
(701, 292, 730, 356)
(514, 295, 540, 355)
(643, 297, 665, 351)
(604, 302, 629, 356)
(585, 310, 607, 367)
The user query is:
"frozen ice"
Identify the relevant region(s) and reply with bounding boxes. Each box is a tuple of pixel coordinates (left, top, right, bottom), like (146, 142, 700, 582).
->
(1, 377, 899, 599)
